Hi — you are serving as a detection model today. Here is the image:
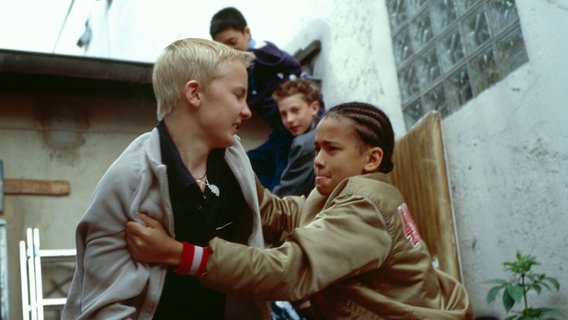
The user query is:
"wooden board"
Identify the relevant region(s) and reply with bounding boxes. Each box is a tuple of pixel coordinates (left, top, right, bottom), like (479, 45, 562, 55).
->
(389, 111, 461, 281)
(3, 179, 70, 196)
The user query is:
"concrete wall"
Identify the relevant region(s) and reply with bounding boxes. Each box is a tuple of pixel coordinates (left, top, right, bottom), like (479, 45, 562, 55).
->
(0, 89, 155, 318)
(442, 1, 568, 317)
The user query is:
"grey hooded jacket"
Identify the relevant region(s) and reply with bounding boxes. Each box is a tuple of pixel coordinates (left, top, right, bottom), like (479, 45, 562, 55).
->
(62, 129, 269, 319)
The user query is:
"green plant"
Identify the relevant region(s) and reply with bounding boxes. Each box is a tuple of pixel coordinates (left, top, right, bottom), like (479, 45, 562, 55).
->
(485, 252, 565, 320)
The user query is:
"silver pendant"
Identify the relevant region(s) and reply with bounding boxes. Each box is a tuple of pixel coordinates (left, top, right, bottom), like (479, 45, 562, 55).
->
(208, 184, 220, 197)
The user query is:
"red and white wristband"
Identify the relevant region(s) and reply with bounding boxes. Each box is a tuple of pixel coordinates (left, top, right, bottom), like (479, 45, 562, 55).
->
(173, 242, 211, 276)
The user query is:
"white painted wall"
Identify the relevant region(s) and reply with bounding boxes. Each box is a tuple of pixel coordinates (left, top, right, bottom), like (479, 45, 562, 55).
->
(442, 1, 568, 317)
(2, 0, 567, 318)
(283, 1, 405, 135)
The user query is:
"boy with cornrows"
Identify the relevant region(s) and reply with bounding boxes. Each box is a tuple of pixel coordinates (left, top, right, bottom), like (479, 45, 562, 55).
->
(127, 102, 473, 319)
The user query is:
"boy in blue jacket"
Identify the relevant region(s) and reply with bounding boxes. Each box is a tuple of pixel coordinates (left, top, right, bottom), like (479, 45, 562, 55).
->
(210, 7, 314, 191)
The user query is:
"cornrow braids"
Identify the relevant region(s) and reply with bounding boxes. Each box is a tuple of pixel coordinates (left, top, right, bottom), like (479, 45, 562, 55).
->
(323, 102, 395, 173)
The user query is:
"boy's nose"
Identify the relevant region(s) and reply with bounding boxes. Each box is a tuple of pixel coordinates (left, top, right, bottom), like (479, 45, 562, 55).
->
(284, 114, 294, 124)
(241, 104, 252, 119)
(314, 152, 324, 168)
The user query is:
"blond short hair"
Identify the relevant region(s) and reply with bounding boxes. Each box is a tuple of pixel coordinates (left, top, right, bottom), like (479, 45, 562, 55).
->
(153, 38, 255, 120)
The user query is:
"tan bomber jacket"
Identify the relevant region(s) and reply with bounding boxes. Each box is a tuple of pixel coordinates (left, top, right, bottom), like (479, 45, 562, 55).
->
(201, 172, 473, 319)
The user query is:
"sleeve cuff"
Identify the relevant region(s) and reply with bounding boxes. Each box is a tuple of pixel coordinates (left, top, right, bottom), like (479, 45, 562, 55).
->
(173, 242, 211, 276)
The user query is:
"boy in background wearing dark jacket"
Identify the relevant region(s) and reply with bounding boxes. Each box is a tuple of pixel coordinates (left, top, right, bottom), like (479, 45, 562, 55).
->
(210, 7, 322, 191)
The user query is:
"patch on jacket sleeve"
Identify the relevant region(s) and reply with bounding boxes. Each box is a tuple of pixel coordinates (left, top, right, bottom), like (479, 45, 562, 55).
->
(398, 203, 422, 247)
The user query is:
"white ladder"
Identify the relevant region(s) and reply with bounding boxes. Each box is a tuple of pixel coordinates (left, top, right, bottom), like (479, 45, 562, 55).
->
(19, 227, 76, 320)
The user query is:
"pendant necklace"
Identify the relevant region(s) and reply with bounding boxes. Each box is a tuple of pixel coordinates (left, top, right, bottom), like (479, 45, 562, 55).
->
(195, 174, 220, 197)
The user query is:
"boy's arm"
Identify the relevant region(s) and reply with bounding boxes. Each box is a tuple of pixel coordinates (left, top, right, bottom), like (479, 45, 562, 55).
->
(126, 195, 392, 302)
(248, 42, 302, 129)
(255, 175, 307, 233)
(272, 135, 315, 197)
(202, 194, 393, 302)
(252, 41, 302, 73)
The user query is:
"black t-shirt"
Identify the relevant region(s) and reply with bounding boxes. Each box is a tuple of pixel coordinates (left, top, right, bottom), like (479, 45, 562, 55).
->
(153, 121, 253, 319)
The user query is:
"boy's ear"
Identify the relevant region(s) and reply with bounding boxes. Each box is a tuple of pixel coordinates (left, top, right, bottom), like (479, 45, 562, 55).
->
(310, 101, 320, 116)
(243, 26, 251, 40)
(363, 147, 383, 173)
(183, 80, 201, 107)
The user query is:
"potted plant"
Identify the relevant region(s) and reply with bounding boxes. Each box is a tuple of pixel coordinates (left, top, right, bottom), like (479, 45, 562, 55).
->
(485, 251, 564, 320)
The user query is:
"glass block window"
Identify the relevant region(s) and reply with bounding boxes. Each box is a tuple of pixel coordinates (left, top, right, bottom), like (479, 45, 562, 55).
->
(387, 0, 528, 128)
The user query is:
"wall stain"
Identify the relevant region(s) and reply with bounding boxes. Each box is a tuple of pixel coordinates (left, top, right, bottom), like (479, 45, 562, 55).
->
(35, 98, 90, 164)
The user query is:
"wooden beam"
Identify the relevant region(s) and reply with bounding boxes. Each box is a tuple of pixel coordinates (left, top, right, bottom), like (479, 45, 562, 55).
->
(3, 179, 70, 196)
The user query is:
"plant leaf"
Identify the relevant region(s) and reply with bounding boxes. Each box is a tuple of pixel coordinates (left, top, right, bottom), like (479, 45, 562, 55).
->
(486, 286, 502, 303)
(539, 307, 566, 320)
(502, 289, 516, 313)
(531, 283, 543, 294)
(544, 276, 560, 290)
(507, 284, 524, 303)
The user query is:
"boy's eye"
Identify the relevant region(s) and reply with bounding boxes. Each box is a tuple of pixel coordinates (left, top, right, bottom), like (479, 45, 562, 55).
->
(235, 90, 246, 99)
(327, 145, 340, 152)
